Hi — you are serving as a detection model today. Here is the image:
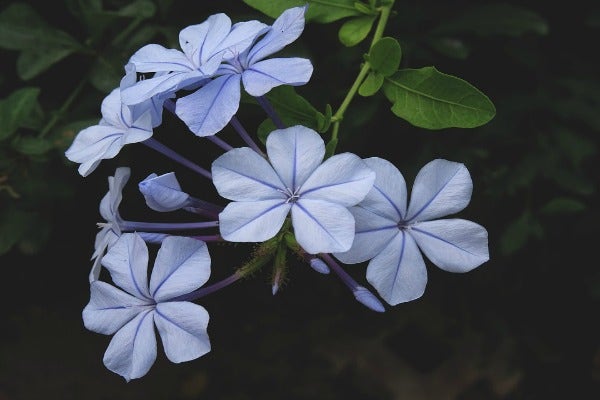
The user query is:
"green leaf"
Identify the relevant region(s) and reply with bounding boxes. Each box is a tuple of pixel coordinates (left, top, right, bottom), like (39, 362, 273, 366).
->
(432, 3, 549, 37)
(17, 47, 78, 80)
(0, 87, 41, 141)
(338, 15, 375, 46)
(353, 2, 375, 15)
(316, 104, 333, 132)
(260, 86, 321, 132)
(325, 137, 338, 158)
(427, 37, 470, 60)
(11, 135, 53, 156)
(368, 37, 402, 76)
(499, 211, 543, 256)
(0, 207, 34, 255)
(116, 0, 157, 18)
(382, 67, 496, 129)
(242, 0, 360, 23)
(358, 71, 384, 96)
(540, 198, 586, 215)
(90, 55, 125, 93)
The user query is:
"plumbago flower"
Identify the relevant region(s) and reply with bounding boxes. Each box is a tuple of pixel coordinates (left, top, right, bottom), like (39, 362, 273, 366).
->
(334, 158, 490, 305)
(64, 90, 153, 177)
(83, 233, 212, 381)
(176, 6, 313, 137)
(211, 125, 375, 254)
(120, 13, 268, 108)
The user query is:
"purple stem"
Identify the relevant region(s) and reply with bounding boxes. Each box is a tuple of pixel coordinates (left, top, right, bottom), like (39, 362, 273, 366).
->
(171, 272, 242, 302)
(142, 137, 212, 179)
(121, 220, 219, 232)
(230, 116, 265, 156)
(205, 135, 234, 152)
(256, 96, 285, 129)
(192, 234, 223, 242)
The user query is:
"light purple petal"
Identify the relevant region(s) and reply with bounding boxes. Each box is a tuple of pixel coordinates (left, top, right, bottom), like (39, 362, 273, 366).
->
(128, 44, 195, 73)
(175, 74, 241, 137)
(300, 153, 375, 207)
(213, 20, 269, 61)
(360, 157, 407, 221)
(179, 14, 231, 67)
(242, 57, 313, 96)
(291, 199, 356, 254)
(406, 159, 472, 222)
(121, 70, 205, 106)
(154, 302, 211, 363)
(212, 147, 285, 201)
(246, 5, 307, 65)
(83, 281, 152, 335)
(366, 231, 428, 306)
(219, 200, 290, 242)
(64, 125, 127, 177)
(99, 89, 127, 128)
(333, 206, 398, 264)
(265, 125, 324, 190)
(99, 167, 130, 222)
(150, 237, 211, 302)
(139, 172, 190, 212)
(101, 233, 152, 301)
(90, 228, 119, 282)
(103, 310, 157, 382)
(410, 219, 489, 273)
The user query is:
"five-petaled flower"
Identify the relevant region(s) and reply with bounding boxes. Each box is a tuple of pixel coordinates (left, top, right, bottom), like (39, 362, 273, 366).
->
(83, 232, 212, 381)
(334, 158, 489, 305)
(211, 125, 375, 254)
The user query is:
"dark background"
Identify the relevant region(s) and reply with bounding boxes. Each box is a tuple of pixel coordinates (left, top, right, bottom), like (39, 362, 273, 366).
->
(1, 1, 598, 399)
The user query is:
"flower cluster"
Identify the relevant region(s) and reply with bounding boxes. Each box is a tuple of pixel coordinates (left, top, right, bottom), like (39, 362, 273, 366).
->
(67, 6, 489, 381)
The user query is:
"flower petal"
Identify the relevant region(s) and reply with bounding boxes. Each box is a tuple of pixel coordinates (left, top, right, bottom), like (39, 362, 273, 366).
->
(242, 57, 313, 96)
(219, 200, 290, 242)
(103, 310, 157, 382)
(128, 44, 195, 73)
(101, 233, 152, 301)
(99, 167, 130, 222)
(150, 237, 211, 302)
(333, 206, 398, 264)
(120, 70, 206, 106)
(360, 157, 408, 221)
(213, 20, 269, 61)
(99, 89, 127, 128)
(83, 281, 151, 335)
(246, 5, 307, 65)
(300, 153, 375, 207)
(179, 14, 231, 67)
(212, 147, 284, 201)
(406, 159, 472, 222)
(366, 231, 428, 306)
(175, 74, 241, 137)
(410, 219, 489, 273)
(265, 125, 324, 190)
(64, 125, 127, 177)
(154, 302, 211, 363)
(139, 172, 190, 212)
(292, 199, 356, 254)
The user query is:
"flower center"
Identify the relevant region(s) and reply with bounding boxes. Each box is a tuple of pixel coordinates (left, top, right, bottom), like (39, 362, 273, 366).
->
(282, 187, 301, 204)
(397, 220, 412, 230)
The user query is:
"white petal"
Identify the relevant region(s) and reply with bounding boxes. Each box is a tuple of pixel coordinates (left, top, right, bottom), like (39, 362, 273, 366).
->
(406, 159, 472, 222)
(300, 153, 375, 207)
(212, 147, 284, 201)
(265, 125, 324, 190)
(155, 302, 211, 363)
(99, 167, 130, 222)
(333, 206, 398, 264)
(175, 74, 241, 137)
(138, 172, 190, 212)
(366, 231, 428, 306)
(410, 219, 489, 273)
(150, 237, 211, 302)
(219, 200, 290, 243)
(99, 89, 127, 128)
(246, 5, 307, 64)
(179, 14, 231, 67)
(213, 20, 269, 61)
(128, 44, 195, 73)
(83, 281, 151, 335)
(101, 233, 152, 301)
(120, 70, 205, 106)
(360, 157, 407, 221)
(64, 125, 126, 177)
(291, 199, 355, 254)
(103, 310, 157, 382)
(242, 57, 313, 96)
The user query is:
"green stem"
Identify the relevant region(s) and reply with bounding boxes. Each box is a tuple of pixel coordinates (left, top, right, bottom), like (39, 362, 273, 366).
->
(328, 0, 395, 154)
(38, 79, 87, 138)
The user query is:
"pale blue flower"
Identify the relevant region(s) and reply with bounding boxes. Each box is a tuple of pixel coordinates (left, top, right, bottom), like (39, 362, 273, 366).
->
(138, 172, 192, 212)
(83, 232, 212, 382)
(120, 14, 268, 107)
(334, 158, 489, 305)
(90, 167, 130, 282)
(176, 6, 313, 137)
(65, 89, 153, 177)
(211, 125, 375, 254)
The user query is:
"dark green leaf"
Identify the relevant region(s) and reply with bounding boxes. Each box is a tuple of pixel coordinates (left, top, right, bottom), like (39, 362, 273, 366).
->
(263, 86, 321, 128)
(316, 104, 333, 132)
(540, 198, 586, 215)
(499, 211, 542, 255)
(0, 87, 41, 141)
(90, 55, 125, 93)
(325, 137, 338, 158)
(358, 71, 383, 96)
(242, 0, 360, 23)
(338, 16, 375, 46)
(0, 207, 34, 255)
(432, 3, 549, 37)
(383, 67, 496, 129)
(427, 37, 470, 60)
(17, 48, 78, 80)
(11, 135, 53, 155)
(353, 2, 375, 15)
(116, 0, 156, 18)
(368, 36, 401, 76)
